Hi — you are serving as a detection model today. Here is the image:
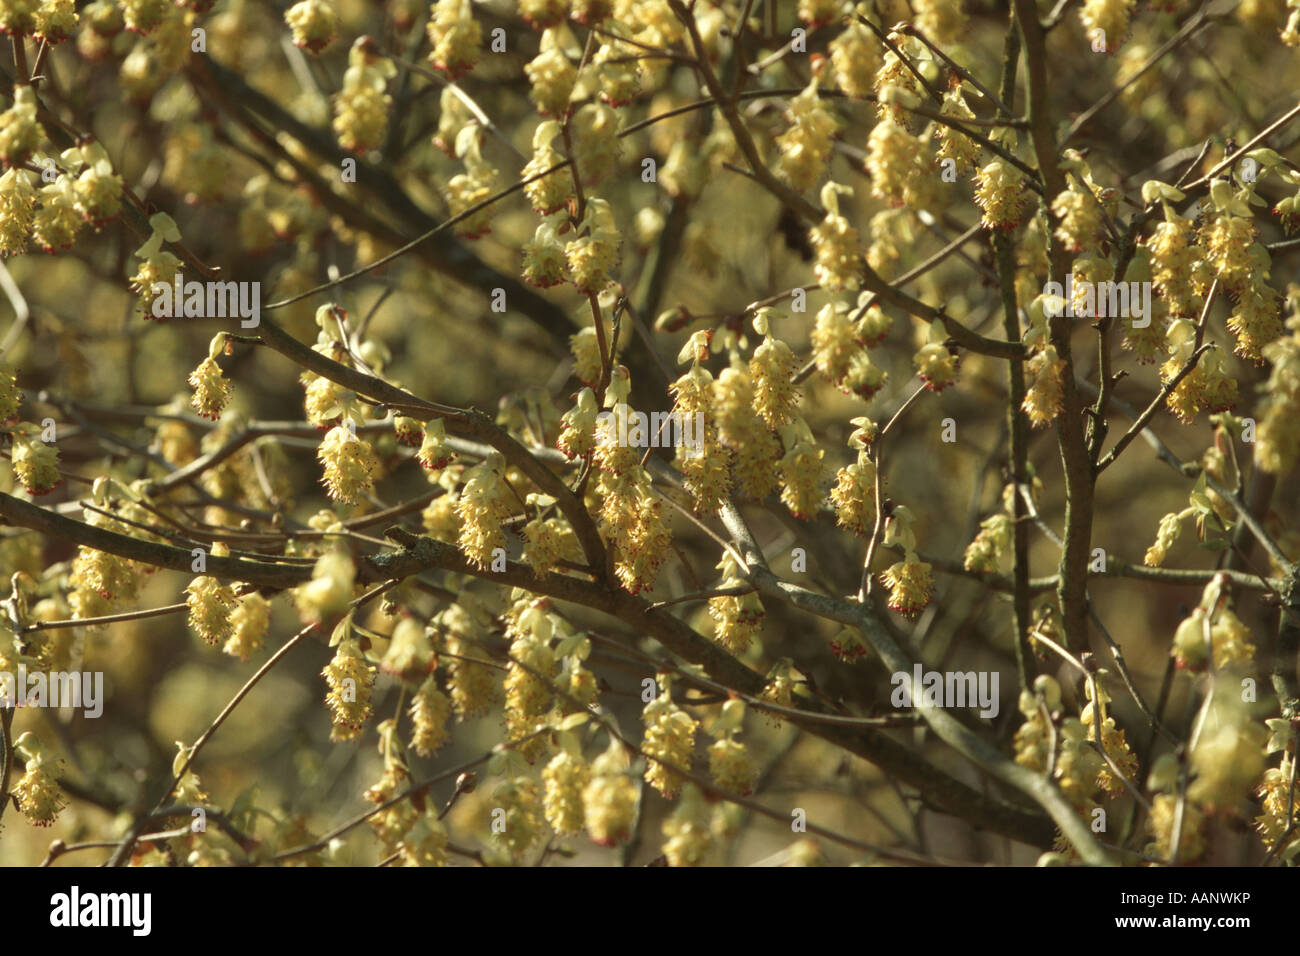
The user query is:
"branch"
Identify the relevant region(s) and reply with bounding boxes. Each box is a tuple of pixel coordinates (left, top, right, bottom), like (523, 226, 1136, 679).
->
(191, 56, 577, 347)
(994, 10, 1032, 692)
(1061, 5, 1211, 147)
(1094, 343, 1214, 474)
(251, 318, 608, 573)
(1013, 0, 1094, 653)
(0, 492, 315, 590)
(666, 0, 1026, 361)
(715, 504, 1112, 864)
(374, 526, 1059, 848)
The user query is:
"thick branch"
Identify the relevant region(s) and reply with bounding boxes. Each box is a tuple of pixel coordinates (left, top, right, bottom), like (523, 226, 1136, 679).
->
(1013, 0, 1093, 653)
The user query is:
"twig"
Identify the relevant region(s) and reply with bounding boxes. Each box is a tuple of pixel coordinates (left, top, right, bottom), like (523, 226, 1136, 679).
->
(1062, 6, 1211, 146)
(1094, 343, 1212, 474)
(858, 385, 927, 602)
(20, 602, 188, 633)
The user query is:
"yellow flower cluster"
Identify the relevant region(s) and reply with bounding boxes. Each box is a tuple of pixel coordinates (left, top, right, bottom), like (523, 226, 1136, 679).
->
(455, 455, 513, 569)
(583, 741, 638, 845)
(334, 39, 397, 154)
(13, 733, 66, 827)
(522, 121, 573, 215)
(185, 548, 237, 647)
(642, 682, 698, 798)
(525, 28, 577, 117)
(776, 74, 841, 193)
(0, 87, 45, 175)
(830, 450, 877, 537)
(503, 599, 558, 761)
(542, 747, 590, 836)
(776, 417, 825, 520)
(427, 0, 481, 78)
(225, 592, 271, 662)
(706, 554, 763, 653)
(662, 784, 713, 866)
(284, 0, 338, 53)
(879, 556, 933, 617)
(810, 182, 863, 291)
(409, 675, 453, 756)
(963, 513, 1012, 573)
(565, 198, 621, 292)
(829, 18, 881, 99)
(974, 157, 1027, 232)
(322, 637, 376, 742)
(317, 422, 380, 504)
(1257, 304, 1300, 474)
(1022, 345, 1065, 428)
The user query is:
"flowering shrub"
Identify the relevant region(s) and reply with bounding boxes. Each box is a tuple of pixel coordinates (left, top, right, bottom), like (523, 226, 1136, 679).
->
(0, 0, 1297, 870)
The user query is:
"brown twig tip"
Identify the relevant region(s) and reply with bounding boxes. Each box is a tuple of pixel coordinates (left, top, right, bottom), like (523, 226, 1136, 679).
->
(383, 525, 421, 547)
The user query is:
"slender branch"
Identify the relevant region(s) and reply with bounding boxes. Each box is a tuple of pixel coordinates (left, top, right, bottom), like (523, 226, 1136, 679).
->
(251, 318, 608, 573)
(20, 602, 187, 633)
(994, 9, 1031, 692)
(1061, 6, 1211, 147)
(853, 13, 944, 104)
(897, 21, 1017, 119)
(858, 385, 927, 602)
(0, 492, 315, 590)
(0, 707, 12, 831)
(1095, 343, 1214, 474)
(1182, 99, 1300, 194)
(1027, 630, 1153, 812)
(715, 504, 1109, 863)
(375, 525, 1059, 847)
(1087, 602, 1179, 746)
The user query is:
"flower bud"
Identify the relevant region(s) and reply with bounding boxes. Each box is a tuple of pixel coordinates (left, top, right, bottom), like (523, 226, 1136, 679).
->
(224, 591, 271, 662)
(380, 616, 435, 682)
(13, 733, 66, 827)
(427, 0, 481, 78)
(295, 550, 356, 624)
(11, 431, 61, 496)
(285, 0, 339, 54)
(409, 674, 452, 756)
(0, 87, 44, 171)
(185, 546, 237, 647)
